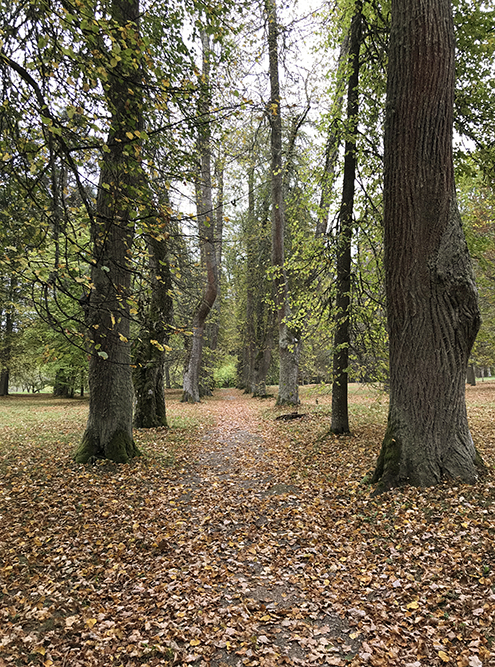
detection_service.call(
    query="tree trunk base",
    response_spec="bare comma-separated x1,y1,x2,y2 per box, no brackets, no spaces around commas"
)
276,395,299,407
372,419,485,494
134,415,167,429
74,429,140,464
330,423,351,436
181,391,200,404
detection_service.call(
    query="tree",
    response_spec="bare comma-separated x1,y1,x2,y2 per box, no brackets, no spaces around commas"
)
132,202,173,428
244,162,275,397
372,0,483,490
265,0,300,406
74,0,144,463
330,1,363,434
182,32,219,403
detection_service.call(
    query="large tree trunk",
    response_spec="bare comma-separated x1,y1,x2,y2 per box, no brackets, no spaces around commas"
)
331,2,362,434
182,32,218,403
372,0,482,490
265,0,299,406
74,0,143,464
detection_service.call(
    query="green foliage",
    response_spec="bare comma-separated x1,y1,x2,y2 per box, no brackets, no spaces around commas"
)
459,164,495,369
453,0,495,178
213,355,237,387
0,0,494,403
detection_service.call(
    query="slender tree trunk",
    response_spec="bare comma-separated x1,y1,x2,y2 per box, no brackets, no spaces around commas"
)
372,0,483,490
0,276,16,397
242,165,273,396
316,36,350,238
200,158,225,395
182,32,218,403
331,2,362,434
133,216,173,428
265,0,299,406
208,159,224,354
74,0,143,463
243,167,256,392
0,308,13,397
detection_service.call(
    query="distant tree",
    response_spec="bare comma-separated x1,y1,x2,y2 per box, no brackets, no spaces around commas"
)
182,32,219,403
459,168,495,375
132,201,173,427
265,0,300,406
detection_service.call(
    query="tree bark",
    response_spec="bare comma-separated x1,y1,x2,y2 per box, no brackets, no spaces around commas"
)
331,2,362,434
200,157,225,397
0,369,9,396
0,307,13,397
208,158,224,355
372,0,483,490
182,32,218,403
133,217,173,428
0,276,16,397
242,165,273,397
74,0,143,463
466,364,476,386
265,0,299,406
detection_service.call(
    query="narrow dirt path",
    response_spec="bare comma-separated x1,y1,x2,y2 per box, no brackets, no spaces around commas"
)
164,389,360,666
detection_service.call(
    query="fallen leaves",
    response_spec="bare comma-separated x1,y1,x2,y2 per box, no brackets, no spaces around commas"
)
0,385,494,666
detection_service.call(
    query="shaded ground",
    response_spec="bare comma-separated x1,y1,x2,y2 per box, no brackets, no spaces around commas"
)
0,384,495,666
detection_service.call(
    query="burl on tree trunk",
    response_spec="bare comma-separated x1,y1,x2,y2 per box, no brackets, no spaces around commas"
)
372,0,483,490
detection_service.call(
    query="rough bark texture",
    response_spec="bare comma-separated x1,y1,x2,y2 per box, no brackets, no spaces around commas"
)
265,0,299,406
182,32,218,403
372,0,482,490
331,3,362,435
74,0,142,464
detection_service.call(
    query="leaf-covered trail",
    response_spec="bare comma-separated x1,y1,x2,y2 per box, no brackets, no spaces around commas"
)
155,389,359,666
1,386,495,666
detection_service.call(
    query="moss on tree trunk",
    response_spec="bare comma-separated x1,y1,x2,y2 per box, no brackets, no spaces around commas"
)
74,428,140,464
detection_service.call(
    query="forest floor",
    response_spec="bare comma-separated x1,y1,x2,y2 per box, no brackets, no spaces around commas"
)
0,383,495,667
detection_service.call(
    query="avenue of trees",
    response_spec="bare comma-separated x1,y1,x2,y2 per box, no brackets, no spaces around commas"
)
0,0,494,487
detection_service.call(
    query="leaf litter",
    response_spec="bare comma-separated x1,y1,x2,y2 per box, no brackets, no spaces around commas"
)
0,384,494,666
